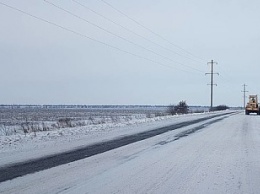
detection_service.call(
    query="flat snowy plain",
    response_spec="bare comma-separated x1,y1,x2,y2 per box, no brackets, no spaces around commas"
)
1,110,260,194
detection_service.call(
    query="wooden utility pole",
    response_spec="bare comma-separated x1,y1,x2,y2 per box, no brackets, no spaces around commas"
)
206,60,219,110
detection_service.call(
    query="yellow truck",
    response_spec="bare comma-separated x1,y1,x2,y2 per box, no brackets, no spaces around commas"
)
245,95,260,115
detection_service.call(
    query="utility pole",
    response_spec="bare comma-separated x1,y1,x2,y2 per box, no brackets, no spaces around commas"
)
241,84,248,108
206,60,219,110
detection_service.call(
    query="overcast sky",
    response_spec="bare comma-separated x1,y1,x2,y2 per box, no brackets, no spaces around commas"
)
1,0,260,106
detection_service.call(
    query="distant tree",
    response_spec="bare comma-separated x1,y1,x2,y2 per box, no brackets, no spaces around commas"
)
167,101,189,115
167,104,176,115
175,101,189,114
210,105,229,111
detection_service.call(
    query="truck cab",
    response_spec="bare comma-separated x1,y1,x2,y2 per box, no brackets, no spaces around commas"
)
245,95,260,115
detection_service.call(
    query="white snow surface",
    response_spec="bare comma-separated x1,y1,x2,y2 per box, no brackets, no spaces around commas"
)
1,111,260,194
0,111,220,166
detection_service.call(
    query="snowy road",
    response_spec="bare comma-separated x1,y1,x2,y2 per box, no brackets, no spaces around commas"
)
1,112,260,193
0,112,233,182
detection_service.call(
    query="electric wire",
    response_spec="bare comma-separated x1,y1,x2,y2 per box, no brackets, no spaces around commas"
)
0,2,243,107
204,61,242,106
99,0,206,62
44,0,205,74
0,1,194,74
72,0,203,65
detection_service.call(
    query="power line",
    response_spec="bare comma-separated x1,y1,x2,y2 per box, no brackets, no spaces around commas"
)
99,0,206,62
205,60,219,109
208,69,248,107
44,0,205,74
72,0,203,65
0,1,193,73
241,84,248,108
218,66,251,107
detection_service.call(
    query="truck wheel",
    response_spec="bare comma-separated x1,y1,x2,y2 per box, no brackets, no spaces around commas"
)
245,111,249,115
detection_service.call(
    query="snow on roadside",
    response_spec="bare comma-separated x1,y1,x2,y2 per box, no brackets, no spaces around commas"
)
0,111,231,166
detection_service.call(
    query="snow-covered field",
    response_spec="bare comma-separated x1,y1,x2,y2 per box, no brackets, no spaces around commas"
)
0,108,215,167
2,110,259,194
